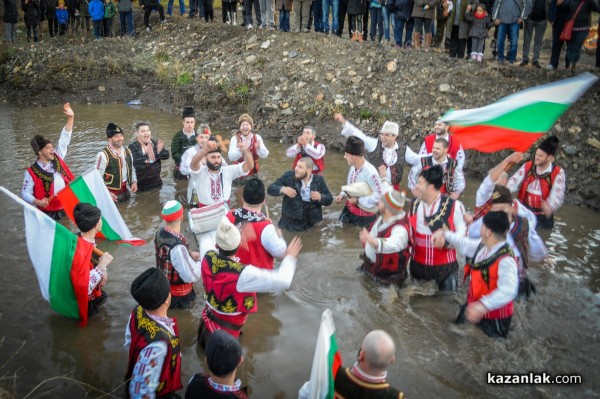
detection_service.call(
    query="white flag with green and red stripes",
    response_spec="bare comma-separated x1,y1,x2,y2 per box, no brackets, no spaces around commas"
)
440,73,598,152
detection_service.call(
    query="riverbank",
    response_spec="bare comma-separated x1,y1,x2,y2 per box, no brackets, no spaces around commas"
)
1,15,599,208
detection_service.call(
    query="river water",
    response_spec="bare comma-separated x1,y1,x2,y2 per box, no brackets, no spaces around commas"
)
0,104,598,398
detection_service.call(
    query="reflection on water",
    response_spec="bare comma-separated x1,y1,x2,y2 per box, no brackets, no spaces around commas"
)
0,104,599,398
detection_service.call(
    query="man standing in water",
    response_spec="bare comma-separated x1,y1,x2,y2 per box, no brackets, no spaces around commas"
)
171,106,198,180
22,103,75,220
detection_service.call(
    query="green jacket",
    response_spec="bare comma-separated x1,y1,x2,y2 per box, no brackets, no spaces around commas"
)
104,0,117,18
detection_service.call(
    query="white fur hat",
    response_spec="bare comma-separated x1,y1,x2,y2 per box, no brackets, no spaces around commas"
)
380,121,399,136
216,217,241,252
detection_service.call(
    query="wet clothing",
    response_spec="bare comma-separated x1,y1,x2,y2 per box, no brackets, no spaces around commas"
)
95,144,137,201
339,160,383,228
228,132,269,178
171,130,196,179
128,139,170,191
418,132,465,170
185,374,249,399
408,155,465,195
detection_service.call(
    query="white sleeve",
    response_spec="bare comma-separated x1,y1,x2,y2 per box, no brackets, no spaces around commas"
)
303,142,326,160
452,165,466,195
456,144,466,171
128,152,137,183
21,171,36,205
507,164,527,194
95,151,108,178
128,341,168,399
479,257,519,311
228,135,242,162
236,256,297,293
444,231,481,258
340,121,378,153
404,145,420,166
357,172,383,209
547,168,566,212
88,267,106,295
286,144,301,158
260,224,287,259
255,134,269,159
408,162,422,190
468,218,483,239
169,244,202,283
55,127,72,159
452,200,467,236
124,315,132,347
475,175,495,207
418,141,428,156
527,227,548,263
377,225,409,254
179,148,194,176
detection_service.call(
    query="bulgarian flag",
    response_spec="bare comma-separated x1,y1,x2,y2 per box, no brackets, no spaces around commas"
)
304,309,343,399
1,187,94,326
440,72,598,152
57,168,145,246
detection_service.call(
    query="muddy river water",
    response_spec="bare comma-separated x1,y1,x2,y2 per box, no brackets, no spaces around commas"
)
0,104,598,398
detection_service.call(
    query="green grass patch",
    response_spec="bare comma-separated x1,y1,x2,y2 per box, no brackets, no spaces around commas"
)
155,51,169,62
359,108,373,120
234,83,250,96
176,71,193,85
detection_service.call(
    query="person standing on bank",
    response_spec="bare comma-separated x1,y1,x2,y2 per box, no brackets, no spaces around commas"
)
268,157,334,232
128,122,170,192
95,123,138,202
155,200,202,309
22,103,76,221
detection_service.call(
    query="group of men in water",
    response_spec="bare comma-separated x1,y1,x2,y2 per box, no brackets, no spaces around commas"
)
21,102,565,398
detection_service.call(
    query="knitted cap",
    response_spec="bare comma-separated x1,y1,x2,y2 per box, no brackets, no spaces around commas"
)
161,200,183,222
238,113,253,128
106,122,123,138
73,203,102,233
216,217,241,252
538,135,559,156
380,121,399,136
182,106,195,119
206,330,242,377
130,268,170,311
383,190,406,213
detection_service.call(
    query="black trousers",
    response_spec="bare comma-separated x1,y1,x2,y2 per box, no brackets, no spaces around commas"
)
448,24,466,58
337,0,349,37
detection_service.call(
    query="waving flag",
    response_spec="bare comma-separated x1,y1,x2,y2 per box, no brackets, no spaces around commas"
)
440,73,598,153
1,187,94,326
304,309,343,399
57,168,145,246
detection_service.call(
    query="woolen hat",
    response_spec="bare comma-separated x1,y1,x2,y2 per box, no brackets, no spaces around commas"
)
31,135,52,154
491,185,513,205
238,114,253,128
538,135,559,156
383,190,406,213
216,217,241,252
106,122,123,138
483,211,510,235
161,200,183,222
182,106,195,119
206,330,242,377
130,268,170,311
344,136,365,156
380,121,399,136
73,203,102,233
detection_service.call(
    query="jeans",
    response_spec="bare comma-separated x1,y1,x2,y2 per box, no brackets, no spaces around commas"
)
92,19,103,38
189,0,204,17
313,0,323,31
369,7,383,41
167,0,186,15
119,11,134,35
279,7,290,30
522,19,547,62
244,0,261,26
393,16,413,46
566,29,589,66
259,0,274,26
321,0,339,33
382,5,392,40
4,22,17,42
496,21,519,62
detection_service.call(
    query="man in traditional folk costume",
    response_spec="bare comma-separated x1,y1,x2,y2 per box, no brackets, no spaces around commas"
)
125,268,182,398
227,114,269,179
359,190,410,286
198,218,302,348
22,103,76,220
408,138,465,199
189,138,254,259
95,122,138,202
507,135,566,229
335,136,384,228
285,126,326,175
155,200,202,309
227,178,287,270
408,165,467,291
416,117,466,170
433,211,519,338
336,113,406,190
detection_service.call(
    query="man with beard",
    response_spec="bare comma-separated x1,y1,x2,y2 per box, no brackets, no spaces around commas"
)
408,138,465,199
128,122,169,192
268,157,334,232
95,122,138,202
416,117,465,170
22,103,75,220
189,138,254,258
336,113,406,190
228,178,287,270
228,114,269,179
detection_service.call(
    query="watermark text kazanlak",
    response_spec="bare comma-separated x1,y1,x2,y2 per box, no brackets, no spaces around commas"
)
487,372,582,385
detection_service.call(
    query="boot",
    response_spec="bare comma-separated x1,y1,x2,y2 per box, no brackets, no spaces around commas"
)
358,31,363,43
226,11,231,24
470,52,477,61
412,32,421,50
351,30,357,41
424,33,432,51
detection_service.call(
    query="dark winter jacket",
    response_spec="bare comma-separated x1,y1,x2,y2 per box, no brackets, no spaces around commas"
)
566,0,600,29
445,0,474,39
492,0,532,24
43,0,57,19
3,0,19,23
348,0,368,15
412,0,436,18
394,0,414,19
21,0,40,25
267,171,333,232
464,9,494,37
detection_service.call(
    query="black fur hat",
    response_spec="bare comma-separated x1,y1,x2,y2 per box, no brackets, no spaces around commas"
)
130,268,170,311
538,135,559,156
344,136,365,156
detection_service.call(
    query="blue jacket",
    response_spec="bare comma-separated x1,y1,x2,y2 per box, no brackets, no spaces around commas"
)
88,0,104,20
56,6,68,22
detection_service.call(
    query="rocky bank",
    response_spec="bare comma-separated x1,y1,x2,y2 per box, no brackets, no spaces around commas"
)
1,17,599,208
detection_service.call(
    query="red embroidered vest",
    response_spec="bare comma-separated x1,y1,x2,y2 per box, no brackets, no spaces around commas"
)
27,155,74,212
234,133,260,176
226,210,274,270
292,140,325,173
424,134,462,161
125,306,182,396
517,161,561,213
364,216,411,276
155,228,193,297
